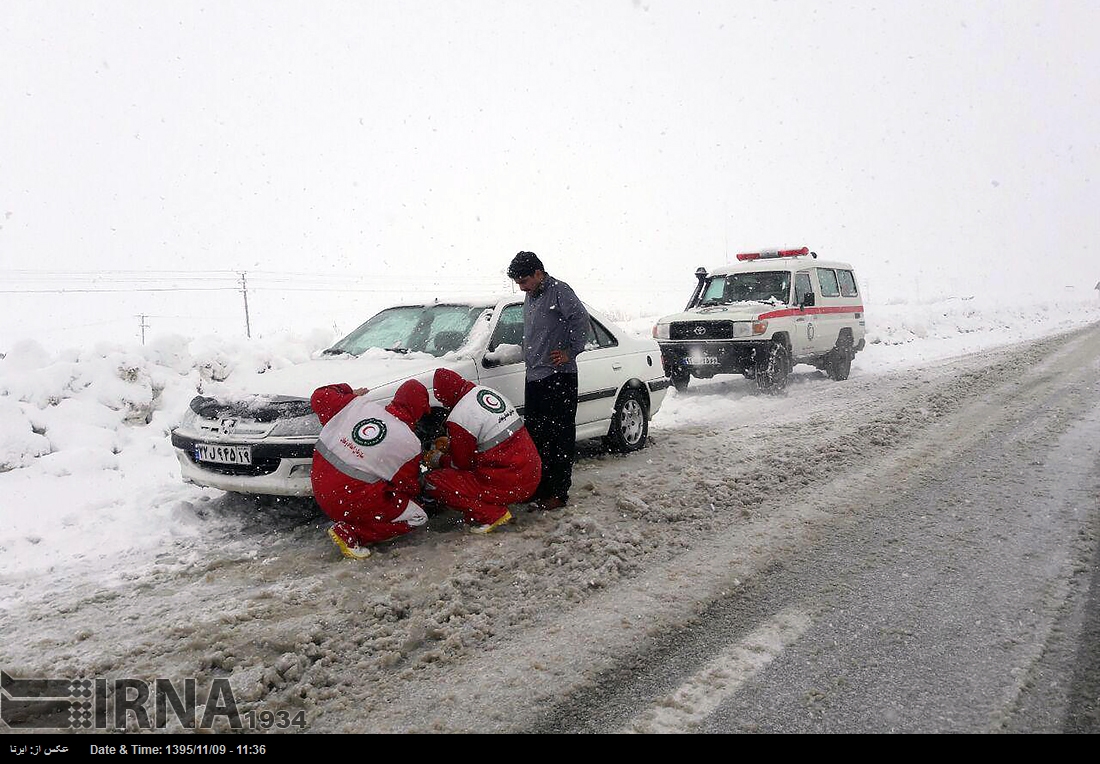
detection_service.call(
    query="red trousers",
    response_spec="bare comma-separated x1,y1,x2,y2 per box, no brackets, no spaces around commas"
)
311,455,420,544
425,462,540,525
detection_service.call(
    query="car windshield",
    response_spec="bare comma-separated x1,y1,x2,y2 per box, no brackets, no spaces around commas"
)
699,271,791,305
326,304,487,357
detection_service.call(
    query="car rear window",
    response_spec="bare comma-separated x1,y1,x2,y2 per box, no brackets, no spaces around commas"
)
816,268,841,298
837,269,859,297
585,318,618,350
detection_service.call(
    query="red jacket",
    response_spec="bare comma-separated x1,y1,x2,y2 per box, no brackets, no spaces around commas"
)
310,380,428,517
432,368,541,477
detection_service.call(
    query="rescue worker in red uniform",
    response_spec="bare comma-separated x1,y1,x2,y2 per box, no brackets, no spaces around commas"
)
310,379,430,559
423,368,542,533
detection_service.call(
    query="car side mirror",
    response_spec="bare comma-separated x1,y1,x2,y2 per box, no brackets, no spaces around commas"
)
800,292,816,308
482,343,524,367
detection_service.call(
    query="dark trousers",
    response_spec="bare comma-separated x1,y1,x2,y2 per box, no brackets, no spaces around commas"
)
524,373,578,502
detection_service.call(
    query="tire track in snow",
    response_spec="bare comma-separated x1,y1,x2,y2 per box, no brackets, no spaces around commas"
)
622,607,811,733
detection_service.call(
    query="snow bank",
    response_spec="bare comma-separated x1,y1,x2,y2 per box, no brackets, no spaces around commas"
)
863,294,1100,370
867,294,1090,346
0,330,337,585
0,397,50,471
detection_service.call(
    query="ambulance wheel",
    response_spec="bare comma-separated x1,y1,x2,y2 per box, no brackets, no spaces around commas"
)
607,388,649,452
827,337,853,381
670,369,690,392
755,343,789,394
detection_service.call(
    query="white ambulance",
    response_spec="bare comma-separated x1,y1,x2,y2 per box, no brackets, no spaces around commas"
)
653,248,866,393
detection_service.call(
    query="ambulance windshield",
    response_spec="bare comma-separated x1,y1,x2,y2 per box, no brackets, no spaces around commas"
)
699,271,791,306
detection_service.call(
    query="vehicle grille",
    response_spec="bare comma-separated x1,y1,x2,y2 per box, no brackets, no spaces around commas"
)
187,454,283,477
670,321,735,340
189,395,312,422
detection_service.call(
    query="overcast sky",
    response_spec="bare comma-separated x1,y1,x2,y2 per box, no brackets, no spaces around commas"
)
2,1,1098,344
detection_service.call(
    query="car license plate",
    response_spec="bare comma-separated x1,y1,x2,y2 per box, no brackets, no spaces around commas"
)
686,355,719,366
194,443,253,466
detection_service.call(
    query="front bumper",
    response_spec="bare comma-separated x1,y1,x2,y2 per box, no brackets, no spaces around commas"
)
171,430,316,496
658,340,769,376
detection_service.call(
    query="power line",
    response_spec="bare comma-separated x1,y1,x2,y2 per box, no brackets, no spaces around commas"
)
0,268,511,284
0,286,240,293
246,285,508,293
0,284,503,293
0,268,660,341
0,269,243,276
0,274,509,291
10,317,135,331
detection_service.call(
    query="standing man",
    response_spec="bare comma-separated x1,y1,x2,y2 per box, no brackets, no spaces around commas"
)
310,379,431,560
507,251,589,511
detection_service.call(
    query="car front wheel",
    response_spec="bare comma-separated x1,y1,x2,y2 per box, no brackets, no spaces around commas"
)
755,342,790,394
606,388,649,452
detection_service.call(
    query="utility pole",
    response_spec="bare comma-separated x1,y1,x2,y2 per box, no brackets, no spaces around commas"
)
137,314,149,345
240,272,252,339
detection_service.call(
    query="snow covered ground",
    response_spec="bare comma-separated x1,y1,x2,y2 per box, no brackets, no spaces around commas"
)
1,293,1097,603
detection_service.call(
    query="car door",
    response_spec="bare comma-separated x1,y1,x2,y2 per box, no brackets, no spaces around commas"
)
836,268,865,346
814,267,843,352
575,316,624,426
475,302,528,413
792,270,819,357
477,303,625,429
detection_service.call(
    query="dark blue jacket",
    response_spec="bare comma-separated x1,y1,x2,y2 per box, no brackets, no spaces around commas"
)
522,275,589,381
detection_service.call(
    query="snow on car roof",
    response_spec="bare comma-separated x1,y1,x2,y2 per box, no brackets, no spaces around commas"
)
382,294,512,308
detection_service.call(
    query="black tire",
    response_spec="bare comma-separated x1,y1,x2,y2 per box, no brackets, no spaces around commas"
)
606,388,649,452
755,342,790,394
826,337,853,381
415,407,449,449
670,370,690,392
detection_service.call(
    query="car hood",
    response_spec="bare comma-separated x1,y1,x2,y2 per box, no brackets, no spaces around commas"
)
658,302,783,323
222,352,480,406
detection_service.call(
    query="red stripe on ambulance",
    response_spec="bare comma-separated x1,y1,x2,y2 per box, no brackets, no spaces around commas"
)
757,305,865,320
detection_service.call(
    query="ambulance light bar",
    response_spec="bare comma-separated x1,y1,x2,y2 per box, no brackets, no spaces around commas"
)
735,247,811,262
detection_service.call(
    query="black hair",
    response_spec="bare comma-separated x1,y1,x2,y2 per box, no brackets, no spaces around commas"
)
507,251,544,279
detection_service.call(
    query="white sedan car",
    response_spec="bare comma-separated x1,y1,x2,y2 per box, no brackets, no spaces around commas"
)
171,296,670,496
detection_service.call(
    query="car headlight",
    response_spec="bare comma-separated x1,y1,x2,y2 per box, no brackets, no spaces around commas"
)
176,407,200,431
731,322,752,338
270,414,322,437
654,323,670,340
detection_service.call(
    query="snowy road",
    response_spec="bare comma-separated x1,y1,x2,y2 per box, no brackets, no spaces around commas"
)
537,325,1100,732
2,324,1099,733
